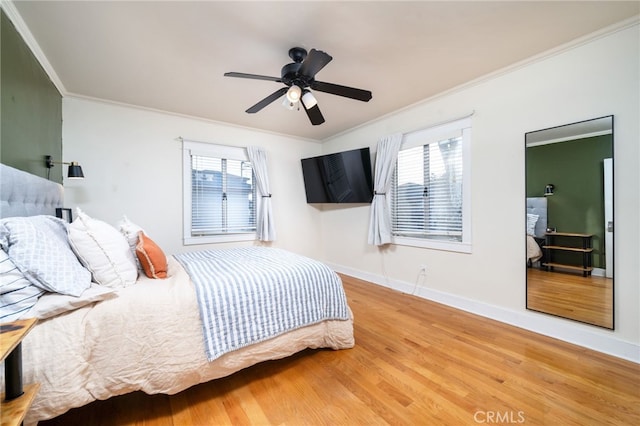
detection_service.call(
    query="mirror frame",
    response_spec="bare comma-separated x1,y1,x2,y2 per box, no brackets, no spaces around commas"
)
525,115,614,329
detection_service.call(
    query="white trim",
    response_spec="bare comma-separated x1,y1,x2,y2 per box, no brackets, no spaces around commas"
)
187,147,248,162
4,0,635,146
1,0,66,94
461,126,472,246
184,233,256,246
327,262,639,364
69,94,322,143
391,237,472,254
322,16,640,143
401,117,471,150
525,130,612,147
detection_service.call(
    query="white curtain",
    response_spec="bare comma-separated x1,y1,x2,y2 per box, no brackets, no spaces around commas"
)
247,146,276,241
368,133,403,246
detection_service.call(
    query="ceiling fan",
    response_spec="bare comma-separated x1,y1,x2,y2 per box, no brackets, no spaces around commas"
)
224,47,372,126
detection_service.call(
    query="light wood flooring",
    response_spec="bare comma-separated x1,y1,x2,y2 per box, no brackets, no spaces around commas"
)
527,268,613,329
41,274,639,425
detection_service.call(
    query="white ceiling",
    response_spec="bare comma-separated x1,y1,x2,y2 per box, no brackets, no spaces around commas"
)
8,1,639,142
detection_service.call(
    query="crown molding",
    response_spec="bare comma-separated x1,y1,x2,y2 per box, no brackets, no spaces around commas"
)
325,14,640,142
1,0,67,95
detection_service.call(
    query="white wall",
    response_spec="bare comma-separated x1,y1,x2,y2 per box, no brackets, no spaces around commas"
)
62,98,324,257
320,23,639,362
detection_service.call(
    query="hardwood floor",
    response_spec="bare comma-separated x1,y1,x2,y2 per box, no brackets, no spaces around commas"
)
527,268,613,328
41,274,639,425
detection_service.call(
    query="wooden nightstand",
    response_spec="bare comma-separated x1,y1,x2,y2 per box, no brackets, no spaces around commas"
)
1,318,40,426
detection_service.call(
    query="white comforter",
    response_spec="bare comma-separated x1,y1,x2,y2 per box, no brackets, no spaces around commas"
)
527,235,543,263
20,257,354,424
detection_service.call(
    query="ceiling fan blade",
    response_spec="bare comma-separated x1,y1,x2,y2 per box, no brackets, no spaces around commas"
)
246,87,288,113
224,72,282,83
311,81,372,102
302,102,325,126
298,49,332,79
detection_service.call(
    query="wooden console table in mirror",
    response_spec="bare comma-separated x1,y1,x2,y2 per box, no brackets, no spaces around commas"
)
543,232,593,277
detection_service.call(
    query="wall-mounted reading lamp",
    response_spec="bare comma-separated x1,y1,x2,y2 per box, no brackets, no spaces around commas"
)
544,184,554,196
45,155,84,179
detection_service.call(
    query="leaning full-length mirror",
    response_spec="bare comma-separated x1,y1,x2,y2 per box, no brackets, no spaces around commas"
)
525,116,613,329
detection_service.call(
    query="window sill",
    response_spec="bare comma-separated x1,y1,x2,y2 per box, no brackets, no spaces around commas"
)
391,236,472,253
184,233,257,245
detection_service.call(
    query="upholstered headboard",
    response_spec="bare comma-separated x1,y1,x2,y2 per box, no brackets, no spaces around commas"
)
526,196,547,238
1,163,64,218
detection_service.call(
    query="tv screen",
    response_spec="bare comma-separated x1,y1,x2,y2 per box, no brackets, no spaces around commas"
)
301,147,374,203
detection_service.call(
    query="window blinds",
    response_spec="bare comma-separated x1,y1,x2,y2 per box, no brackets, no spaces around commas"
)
191,154,256,236
391,136,464,241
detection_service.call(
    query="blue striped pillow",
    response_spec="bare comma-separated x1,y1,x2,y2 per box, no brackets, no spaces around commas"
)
0,216,91,296
0,249,44,322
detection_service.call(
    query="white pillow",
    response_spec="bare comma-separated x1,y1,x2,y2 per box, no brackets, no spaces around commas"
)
526,213,539,236
1,249,45,322
68,208,138,288
26,284,117,320
0,216,91,296
117,215,144,270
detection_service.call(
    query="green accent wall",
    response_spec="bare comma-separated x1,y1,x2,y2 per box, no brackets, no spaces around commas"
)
526,135,613,268
1,10,62,183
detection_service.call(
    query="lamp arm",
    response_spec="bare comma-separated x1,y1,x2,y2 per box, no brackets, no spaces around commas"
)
45,155,73,168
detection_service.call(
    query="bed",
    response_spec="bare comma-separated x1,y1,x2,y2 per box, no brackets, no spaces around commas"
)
0,164,354,425
526,197,547,265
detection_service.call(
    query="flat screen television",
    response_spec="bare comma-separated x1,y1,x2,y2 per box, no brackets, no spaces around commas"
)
301,147,374,203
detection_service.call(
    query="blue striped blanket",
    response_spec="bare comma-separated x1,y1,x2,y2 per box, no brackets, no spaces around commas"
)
174,247,350,361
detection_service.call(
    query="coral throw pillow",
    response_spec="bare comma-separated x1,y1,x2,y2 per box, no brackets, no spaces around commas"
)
135,232,168,279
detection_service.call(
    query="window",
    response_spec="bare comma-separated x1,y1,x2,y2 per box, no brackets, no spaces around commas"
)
183,141,256,244
390,117,472,252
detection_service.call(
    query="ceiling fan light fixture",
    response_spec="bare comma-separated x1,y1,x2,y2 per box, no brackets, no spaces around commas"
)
286,85,302,103
301,90,317,109
282,97,298,110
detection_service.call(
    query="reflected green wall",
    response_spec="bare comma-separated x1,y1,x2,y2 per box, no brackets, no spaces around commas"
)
1,10,62,183
526,135,612,268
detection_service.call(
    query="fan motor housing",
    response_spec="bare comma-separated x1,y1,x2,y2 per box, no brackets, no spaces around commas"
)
288,47,307,63
281,47,310,86
281,62,312,87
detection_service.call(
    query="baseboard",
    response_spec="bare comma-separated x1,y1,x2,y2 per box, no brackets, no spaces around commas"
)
328,263,639,364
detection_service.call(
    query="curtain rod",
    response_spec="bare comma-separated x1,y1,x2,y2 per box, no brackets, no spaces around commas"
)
176,136,216,145
403,110,475,136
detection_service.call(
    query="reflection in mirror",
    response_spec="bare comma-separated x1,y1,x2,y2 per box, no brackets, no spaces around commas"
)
525,116,613,329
